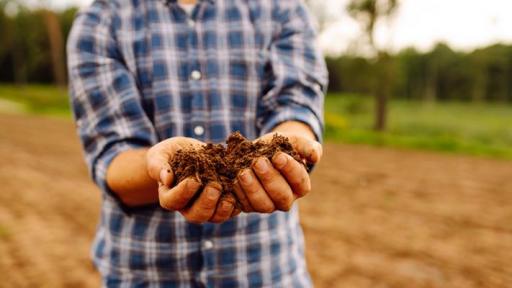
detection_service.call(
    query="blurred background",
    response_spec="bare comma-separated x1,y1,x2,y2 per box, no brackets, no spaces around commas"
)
0,0,511,287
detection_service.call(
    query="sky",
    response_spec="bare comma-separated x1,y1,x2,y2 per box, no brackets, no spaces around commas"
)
44,0,512,56
316,0,512,55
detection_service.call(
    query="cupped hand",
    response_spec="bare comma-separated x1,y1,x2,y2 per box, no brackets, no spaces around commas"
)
233,132,323,213
146,137,241,224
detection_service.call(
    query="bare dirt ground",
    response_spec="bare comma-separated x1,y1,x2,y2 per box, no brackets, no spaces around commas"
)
0,113,511,288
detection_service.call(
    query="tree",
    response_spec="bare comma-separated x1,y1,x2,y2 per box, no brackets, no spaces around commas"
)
347,0,399,131
37,0,67,87
43,9,66,87
304,1,338,33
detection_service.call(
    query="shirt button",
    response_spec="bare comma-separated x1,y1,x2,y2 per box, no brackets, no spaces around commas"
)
194,125,205,136
190,70,202,80
188,19,195,28
203,240,214,250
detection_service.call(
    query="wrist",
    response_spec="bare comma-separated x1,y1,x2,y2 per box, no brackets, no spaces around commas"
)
271,121,316,141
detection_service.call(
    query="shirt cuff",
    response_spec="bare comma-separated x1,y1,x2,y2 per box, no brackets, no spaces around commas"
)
259,104,324,143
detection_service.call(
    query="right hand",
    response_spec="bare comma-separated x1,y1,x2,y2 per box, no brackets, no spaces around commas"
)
233,131,322,214
146,137,240,224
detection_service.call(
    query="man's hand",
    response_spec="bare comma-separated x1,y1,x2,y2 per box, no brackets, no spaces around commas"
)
233,122,323,213
146,137,240,224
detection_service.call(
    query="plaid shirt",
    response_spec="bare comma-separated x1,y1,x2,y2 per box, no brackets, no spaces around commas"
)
67,0,327,286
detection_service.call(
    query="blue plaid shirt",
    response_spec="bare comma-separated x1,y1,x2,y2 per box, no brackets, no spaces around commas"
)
67,0,327,286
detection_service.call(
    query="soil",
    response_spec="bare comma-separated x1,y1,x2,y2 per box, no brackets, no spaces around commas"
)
1,113,512,288
170,132,304,204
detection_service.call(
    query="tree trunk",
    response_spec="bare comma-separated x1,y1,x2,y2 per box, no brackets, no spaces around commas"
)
43,10,66,87
374,52,390,131
11,19,26,85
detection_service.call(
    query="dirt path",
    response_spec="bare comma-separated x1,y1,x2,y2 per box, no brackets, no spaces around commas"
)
0,114,511,288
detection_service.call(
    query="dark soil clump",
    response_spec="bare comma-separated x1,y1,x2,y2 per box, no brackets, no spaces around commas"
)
170,132,303,204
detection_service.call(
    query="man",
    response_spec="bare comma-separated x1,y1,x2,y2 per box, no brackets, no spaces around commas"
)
67,0,327,286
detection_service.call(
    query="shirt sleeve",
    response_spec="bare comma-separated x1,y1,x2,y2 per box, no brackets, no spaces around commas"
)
257,0,328,142
67,0,157,198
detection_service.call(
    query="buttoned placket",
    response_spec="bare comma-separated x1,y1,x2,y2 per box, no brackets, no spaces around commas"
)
180,2,207,141
199,223,216,286
172,4,216,286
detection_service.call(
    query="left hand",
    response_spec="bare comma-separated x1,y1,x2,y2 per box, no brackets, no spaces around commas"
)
146,136,241,224
233,131,323,213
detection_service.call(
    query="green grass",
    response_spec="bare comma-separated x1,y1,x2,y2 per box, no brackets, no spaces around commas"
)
0,84,71,117
325,93,512,159
0,84,511,159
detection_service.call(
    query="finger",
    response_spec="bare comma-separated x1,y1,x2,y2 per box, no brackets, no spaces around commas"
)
159,177,202,210
232,180,254,212
288,136,323,164
231,207,242,217
147,147,172,183
159,165,174,187
252,157,294,211
272,152,311,198
147,138,205,184
237,169,275,213
209,197,235,223
181,184,221,224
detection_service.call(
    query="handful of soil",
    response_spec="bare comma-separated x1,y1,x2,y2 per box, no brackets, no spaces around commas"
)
170,132,304,205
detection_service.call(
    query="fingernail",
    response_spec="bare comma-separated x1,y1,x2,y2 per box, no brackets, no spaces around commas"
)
206,186,220,200
222,200,233,209
253,158,269,173
239,170,252,185
273,153,288,169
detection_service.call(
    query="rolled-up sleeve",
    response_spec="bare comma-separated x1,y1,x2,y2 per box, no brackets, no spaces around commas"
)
67,0,157,195
257,0,328,142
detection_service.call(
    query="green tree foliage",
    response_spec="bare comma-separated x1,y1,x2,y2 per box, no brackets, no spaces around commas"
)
347,0,398,49
0,2,77,84
327,43,512,103
0,3,511,104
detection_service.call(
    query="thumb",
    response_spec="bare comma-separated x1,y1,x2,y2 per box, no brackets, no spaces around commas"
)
146,147,174,186
146,137,205,186
289,135,323,164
